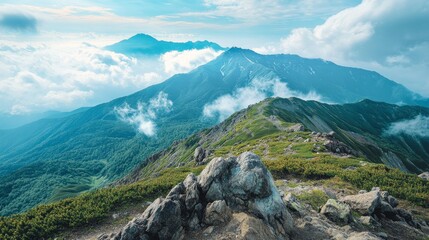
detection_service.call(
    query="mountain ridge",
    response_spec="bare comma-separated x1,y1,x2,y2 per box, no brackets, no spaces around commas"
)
119,97,429,187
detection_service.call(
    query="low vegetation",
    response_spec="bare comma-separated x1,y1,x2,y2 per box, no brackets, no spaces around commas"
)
296,190,329,210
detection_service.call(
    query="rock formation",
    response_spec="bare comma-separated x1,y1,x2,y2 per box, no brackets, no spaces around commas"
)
99,152,428,240
104,152,293,240
341,188,422,228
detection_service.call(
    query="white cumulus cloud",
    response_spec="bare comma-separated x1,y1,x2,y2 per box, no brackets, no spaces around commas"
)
160,48,223,75
0,40,222,115
385,115,429,137
114,91,173,136
280,0,429,97
0,41,166,114
203,77,321,121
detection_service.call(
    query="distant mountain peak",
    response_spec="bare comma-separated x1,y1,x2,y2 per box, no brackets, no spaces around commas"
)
222,47,259,56
217,47,261,65
127,33,158,43
105,33,225,56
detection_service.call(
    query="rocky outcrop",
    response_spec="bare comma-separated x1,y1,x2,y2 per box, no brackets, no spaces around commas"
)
322,132,356,155
310,131,358,156
107,152,293,240
287,123,305,132
341,188,422,230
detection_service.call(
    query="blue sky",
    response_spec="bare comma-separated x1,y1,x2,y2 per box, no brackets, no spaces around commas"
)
0,0,360,46
0,0,428,114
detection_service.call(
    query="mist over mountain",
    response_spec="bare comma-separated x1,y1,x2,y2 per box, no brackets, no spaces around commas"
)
0,108,91,130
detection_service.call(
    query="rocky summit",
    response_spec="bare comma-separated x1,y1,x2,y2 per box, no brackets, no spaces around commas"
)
97,152,428,240
100,152,293,240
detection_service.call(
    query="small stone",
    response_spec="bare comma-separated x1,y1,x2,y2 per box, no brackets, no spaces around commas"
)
359,216,379,226
380,191,389,201
418,172,429,180
387,196,398,208
320,199,352,225
142,201,152,208
345,166,357,171
203,226,214,235
358,190,367,194
340,224,352,232
375,232,388,239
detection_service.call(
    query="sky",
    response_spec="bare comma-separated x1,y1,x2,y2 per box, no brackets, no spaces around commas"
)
0,0,428,115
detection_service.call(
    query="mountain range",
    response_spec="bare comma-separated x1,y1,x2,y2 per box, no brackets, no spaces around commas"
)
0,44,428,216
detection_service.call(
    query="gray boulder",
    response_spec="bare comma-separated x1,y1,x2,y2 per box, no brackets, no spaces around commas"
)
320,199,352,225
342,190,381,216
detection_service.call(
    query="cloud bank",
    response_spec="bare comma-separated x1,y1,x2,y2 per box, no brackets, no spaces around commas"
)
203,77,321,121
280,0,429,96
385,115,429,137
114,91,173,136
0,40,221,115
